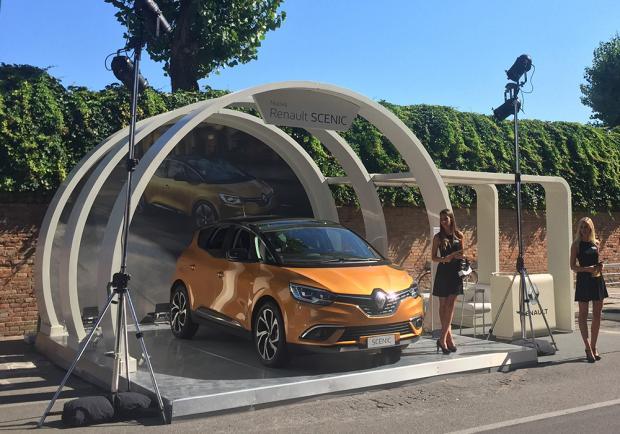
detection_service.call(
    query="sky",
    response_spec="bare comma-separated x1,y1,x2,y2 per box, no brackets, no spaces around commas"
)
1,0,618,123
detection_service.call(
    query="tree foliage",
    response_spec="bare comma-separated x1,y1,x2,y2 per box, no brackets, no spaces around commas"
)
105,0,286,91
581,34,620,127
3,63,620,212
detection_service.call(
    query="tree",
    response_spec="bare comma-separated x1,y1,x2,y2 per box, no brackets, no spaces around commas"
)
106,0,286,92
580,34,620,127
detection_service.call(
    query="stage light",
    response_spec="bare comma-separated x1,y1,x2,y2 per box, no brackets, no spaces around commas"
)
493,98,521,121
111,55,148,92
506,54,532,82
136,0,172,36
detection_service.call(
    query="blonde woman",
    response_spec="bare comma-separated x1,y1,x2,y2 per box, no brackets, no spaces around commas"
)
431,209,465,354
570,217,608,363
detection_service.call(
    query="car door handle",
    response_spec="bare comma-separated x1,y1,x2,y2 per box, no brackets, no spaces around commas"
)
189,264,196,271
217,271,224,278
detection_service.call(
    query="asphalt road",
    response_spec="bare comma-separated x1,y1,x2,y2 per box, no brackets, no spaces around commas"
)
2,320,620,433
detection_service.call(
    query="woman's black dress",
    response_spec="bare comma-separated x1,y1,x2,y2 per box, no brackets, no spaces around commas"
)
432,234,464,297
574,241,608,302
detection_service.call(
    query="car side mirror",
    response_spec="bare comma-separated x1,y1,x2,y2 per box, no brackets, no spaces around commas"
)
227,248,252,262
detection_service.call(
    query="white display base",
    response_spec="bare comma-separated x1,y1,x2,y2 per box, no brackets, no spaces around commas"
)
36,325,537,421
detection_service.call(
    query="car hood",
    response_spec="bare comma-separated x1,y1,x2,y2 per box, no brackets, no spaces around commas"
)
283,264,413,296
203,179,269,197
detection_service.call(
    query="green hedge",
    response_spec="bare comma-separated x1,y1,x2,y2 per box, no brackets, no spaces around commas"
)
2,63,620,211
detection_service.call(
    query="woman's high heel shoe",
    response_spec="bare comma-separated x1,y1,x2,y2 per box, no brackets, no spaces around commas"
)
436,340,451,355
592,348,602,361
447,343,457,353
585,349,596,363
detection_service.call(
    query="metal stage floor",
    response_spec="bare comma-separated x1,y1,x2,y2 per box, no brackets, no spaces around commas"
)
129,325,536,420
36,325,537,421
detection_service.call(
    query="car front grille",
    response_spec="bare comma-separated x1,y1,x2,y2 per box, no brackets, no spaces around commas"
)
335,287,412,316
339,321,413,342
243,191,273,206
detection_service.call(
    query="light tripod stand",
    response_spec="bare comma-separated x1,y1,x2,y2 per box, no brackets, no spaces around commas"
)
38,1,171,427
487,56,558,355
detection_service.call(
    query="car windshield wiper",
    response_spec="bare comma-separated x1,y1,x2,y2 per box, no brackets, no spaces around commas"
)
322,257,382,263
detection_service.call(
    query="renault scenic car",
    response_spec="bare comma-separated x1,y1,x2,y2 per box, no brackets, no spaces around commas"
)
141,156,276,227
169,217,424,367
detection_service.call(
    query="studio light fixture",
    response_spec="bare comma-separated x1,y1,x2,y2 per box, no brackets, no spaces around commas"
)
506,54,532,83
487,54,558,356
40,0,173,427
111,55,148,92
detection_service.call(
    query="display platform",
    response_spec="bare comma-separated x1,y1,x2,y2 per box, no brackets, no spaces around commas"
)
135,326,537,419
36,324,537,421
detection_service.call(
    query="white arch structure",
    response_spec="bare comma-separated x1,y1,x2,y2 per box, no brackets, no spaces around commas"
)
34,81,573,353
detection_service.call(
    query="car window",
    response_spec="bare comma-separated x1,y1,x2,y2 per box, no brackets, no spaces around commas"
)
167,161,185,180
204,226,231,258
262,226,382,265
233,229,253,251
155,161,168,177
255,236,277,263
197,227,215,249
185,166,202,183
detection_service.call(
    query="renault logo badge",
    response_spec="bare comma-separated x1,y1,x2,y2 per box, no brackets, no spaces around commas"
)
372,288,388,310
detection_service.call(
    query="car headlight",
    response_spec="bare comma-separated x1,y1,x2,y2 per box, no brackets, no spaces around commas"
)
289,283,334,306
409,282,420,298
219,193,242,205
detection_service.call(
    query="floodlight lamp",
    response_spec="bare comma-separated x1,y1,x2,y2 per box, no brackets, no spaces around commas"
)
506,54,532,82
135,0,172,36
111,55,148,92
493,98,521,121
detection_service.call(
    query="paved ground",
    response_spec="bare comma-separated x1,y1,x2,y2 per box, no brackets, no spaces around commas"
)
1,314,619,433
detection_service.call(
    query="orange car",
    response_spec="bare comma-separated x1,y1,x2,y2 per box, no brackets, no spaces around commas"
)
169,217,424,367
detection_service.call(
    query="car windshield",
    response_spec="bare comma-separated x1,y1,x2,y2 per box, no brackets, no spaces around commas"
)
261,225,383,265
186,158,253,184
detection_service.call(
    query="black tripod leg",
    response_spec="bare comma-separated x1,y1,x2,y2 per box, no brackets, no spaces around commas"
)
523,284,537,349
38,290,117,427
125,291,168,424
111,291,125,401
486,273,517,340
123,298,131,391
525,272,558,350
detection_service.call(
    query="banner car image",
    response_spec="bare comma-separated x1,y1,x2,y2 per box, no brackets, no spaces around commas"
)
141,156,277,227
170,217,424,367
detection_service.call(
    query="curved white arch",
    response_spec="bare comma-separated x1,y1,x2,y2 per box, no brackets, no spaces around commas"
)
59,112,196,347
89,108,338,344
34,128,129,336
35,101,208,338
308,128,388,255
94,82,450,344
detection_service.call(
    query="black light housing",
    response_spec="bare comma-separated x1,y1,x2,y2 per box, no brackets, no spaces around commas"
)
493,98,521,121
135,0,172,36
506,54,532,82
111,55,148,92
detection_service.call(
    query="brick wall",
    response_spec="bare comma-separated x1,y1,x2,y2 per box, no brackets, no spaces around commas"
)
1,203,619,337
338,207,620,277
0,204,47,337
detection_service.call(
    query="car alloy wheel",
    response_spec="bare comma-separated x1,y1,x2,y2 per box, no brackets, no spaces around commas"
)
193,201,217,228
254,301,287,367
170,285,198,339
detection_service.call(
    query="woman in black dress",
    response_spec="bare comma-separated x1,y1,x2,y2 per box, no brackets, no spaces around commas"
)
570,217,608,363
431,209,465,354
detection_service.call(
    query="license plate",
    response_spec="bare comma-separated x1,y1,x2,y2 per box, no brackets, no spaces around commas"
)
366,334,396,349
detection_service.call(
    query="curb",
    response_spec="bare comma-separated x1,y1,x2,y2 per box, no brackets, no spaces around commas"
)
603,308,620,321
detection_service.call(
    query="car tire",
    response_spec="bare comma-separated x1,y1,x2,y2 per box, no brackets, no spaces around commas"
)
170,284,198,339
253,301,288,367
192,201,218,228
